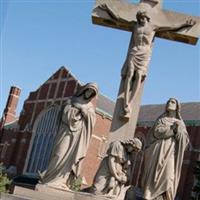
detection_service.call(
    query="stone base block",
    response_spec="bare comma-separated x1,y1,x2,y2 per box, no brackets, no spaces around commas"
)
0,193,28,200
12,185,113,200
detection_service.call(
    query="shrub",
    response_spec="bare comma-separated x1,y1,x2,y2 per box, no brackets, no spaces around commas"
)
0,164,11,193
69,176,82,191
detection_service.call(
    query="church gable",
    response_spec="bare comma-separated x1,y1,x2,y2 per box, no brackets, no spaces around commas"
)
18,66,80,131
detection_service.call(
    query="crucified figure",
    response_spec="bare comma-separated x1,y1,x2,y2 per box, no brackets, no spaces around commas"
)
121,10,195,119
100,4,195,119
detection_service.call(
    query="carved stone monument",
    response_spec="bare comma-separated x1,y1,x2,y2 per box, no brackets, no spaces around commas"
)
39,82,98,190
141,98,189,200
86,138,142,199
92,0,200,143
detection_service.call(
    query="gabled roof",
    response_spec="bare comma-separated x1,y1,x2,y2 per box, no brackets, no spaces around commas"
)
138,102,200,122
96,96,200,125
24,66,200,124
12,66,200,128
96,94,115,118
4,118,19,130
137,102,200,126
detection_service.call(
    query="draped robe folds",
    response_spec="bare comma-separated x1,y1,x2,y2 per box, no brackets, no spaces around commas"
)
141,116,189,200
92,141,131,196
121,32,153,77
41,97,96,186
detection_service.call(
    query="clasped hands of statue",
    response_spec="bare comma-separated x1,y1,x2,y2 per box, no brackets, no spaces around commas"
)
171,121,183,140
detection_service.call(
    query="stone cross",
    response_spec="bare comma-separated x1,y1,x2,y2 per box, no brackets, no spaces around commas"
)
0,141,11,159
92,0,200,142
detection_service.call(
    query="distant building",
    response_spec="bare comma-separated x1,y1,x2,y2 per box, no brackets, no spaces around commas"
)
0,66,199,199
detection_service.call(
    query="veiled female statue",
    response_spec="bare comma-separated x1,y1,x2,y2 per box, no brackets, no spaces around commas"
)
141,98,189,200
40,82,98,189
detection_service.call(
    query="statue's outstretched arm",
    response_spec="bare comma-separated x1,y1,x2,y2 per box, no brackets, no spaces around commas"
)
155,19,196,32
98,1,134,23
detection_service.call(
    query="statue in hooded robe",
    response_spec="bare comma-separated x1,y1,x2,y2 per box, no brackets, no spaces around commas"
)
89,138,142,197
141,98,189,200
40,82,98,190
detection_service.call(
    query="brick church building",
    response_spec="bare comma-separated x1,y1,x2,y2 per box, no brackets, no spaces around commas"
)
0,66,199,199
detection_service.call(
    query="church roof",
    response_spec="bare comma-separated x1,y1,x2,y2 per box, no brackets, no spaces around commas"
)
96,94,115,119
96,97,200,126
24,65,199,124
7,66,199,128
138,102,200,126
4,118,19,130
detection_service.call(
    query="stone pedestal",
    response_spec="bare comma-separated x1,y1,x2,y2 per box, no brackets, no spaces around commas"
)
0,193,28,200
11,185,113,200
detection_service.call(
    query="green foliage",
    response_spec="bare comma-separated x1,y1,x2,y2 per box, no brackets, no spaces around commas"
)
69,176,82,192
0,164,11,193
0,175,11,193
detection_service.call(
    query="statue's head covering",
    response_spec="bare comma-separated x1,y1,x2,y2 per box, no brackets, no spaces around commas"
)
75,82,99,100
165,97,182,120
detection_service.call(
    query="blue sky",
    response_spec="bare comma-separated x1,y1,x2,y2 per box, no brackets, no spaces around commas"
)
0,0,200,116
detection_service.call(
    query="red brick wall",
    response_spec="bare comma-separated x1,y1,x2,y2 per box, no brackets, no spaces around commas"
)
33,102,45,124
0,129,32,174
3,87,21,125
29,91,38,101
180,126,200,200
81,113,112,185
93,113,112,138
39,84,50,100
64,80,77,97
48,83,56,99
18,103,34,130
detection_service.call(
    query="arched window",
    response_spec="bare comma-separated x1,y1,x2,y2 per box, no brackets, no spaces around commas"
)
25,105,61,175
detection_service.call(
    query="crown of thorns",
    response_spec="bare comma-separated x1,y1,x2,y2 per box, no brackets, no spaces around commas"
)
136,10,150,21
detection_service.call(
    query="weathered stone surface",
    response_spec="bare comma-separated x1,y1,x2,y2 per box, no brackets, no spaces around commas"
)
92,0,200,45
1,193,28,200
90,139,142,197
12,186,113,200
91,0,199,146
141,98,189,199
108,81,145,143
40,83,98,190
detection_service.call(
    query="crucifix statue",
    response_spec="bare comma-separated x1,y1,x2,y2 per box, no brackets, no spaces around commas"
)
92,0,200,143
0,141,11,159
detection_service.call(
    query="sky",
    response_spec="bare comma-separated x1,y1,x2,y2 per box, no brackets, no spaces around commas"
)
0,0,200,116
